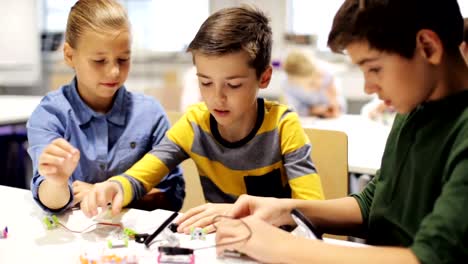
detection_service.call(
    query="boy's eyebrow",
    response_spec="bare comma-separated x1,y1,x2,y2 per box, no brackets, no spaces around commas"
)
196,73,248,80
196,73,210,78
225,75,248,80
356,57,379,66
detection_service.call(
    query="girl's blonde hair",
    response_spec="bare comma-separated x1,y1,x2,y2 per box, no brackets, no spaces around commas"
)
283,50,319,78
66,0,129,48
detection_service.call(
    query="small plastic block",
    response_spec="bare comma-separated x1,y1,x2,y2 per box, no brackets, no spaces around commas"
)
158,253,194,264
189,227,206,240
134,233,149,243
107,237,129,249
123,227,137,238
158,247,194,264
43,215,59,230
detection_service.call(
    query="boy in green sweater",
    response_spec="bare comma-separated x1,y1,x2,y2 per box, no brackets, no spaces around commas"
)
215,0,468,263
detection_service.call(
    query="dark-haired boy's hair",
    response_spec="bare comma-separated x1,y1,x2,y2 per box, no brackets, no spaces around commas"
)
328,0,464,58
187,6,272,78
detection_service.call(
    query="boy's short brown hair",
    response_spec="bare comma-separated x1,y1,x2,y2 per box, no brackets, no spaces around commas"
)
187,6,272,78
328,0,464,58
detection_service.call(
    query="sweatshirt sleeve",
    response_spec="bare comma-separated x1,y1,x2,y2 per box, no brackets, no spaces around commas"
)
109,114,192,207
279,111,324,200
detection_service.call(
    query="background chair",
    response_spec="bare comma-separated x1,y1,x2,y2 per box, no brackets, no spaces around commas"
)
304,128,348,200
304,128,348,240
166,111,205,212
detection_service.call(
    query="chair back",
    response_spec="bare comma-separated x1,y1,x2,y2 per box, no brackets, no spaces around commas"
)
303,128,348,200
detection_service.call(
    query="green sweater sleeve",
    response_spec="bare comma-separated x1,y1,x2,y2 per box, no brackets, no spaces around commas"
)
350,170,379,225
410,131,468,264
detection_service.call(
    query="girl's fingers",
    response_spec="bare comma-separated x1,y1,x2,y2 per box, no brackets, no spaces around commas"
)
46,144,73,159
39,153,65,167
38,164,57,176
51,138,78,154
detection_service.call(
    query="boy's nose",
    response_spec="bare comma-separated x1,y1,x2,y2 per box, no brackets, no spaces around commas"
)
364,81,379,95
215,86,227,101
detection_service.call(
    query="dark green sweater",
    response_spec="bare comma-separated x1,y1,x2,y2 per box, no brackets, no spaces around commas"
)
352,90,468,264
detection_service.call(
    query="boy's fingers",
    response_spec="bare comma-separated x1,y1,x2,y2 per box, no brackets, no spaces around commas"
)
85,191,98,217
111,191,123,216
204,224,216,234
228,196,251,218
215,223,243,254
182,217,216,234
81,192,92,217
96,188,110,208
176,204,207,223
72,180,80,189
177,212,206,232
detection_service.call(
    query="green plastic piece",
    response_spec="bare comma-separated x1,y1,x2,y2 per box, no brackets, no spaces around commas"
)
43,215,59,230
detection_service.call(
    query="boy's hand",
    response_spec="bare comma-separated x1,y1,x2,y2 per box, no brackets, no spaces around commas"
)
72,180,94,206
38,138,80,185
215,215,296,263
80,181,123,218
176,203,233,234
227,195,294,227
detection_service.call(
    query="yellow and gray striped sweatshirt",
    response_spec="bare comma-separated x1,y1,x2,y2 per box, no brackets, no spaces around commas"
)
110,98,324,206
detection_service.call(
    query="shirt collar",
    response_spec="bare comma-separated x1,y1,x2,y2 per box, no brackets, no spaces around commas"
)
68,77,127,126
106,85,127,126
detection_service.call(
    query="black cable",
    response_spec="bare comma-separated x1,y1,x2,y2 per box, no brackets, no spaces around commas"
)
144,211,179,248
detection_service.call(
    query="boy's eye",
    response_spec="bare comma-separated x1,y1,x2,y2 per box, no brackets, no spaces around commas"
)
93,59,105,64
227,83,242,89
368,67,381,74
118,58,129,63
200,82,212,87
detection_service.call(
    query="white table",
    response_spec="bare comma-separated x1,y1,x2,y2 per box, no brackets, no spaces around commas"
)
301,114,391,175
0,95,42,125
0,185,365,263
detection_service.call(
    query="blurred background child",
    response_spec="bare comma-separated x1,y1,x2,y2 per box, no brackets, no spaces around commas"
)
282,50,346,118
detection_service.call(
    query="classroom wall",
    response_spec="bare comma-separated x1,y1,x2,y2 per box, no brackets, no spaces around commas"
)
0,0,41,94
0,0,400,112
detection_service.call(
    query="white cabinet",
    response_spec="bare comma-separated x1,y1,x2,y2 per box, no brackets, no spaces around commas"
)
0,0,40,86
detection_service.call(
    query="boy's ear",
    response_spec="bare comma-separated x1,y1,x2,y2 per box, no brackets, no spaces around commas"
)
63,42,75,68
258,66,273,89
460,42,468,62
415,29,443,65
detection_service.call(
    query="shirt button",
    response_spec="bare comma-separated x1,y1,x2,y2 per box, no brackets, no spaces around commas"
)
130,142,136,149
100,164,105,170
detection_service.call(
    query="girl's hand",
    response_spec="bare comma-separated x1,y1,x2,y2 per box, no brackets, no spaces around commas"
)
38,138,80,185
